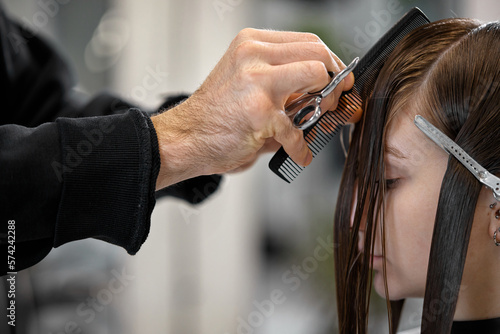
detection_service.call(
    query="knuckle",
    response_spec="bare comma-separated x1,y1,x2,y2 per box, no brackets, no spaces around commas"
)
237,27,258,41
311,44,336,68
305,61,328,81
234,39,260,60
315,44,332,60
303,32,322,43
239,65,264,87
300,42,328,60
272,112,291,137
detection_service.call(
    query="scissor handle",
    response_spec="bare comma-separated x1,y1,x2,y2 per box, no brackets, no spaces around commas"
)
284,57,359,131
320,57,359,97
285,95,322,130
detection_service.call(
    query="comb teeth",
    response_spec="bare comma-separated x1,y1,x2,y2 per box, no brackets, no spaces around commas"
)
270,90,362,183
269,7,430,183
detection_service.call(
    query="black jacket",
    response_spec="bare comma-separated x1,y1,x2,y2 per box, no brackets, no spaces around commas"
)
0,3,221,275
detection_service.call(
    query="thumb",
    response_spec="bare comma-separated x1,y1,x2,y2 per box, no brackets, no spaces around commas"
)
270,111,312,167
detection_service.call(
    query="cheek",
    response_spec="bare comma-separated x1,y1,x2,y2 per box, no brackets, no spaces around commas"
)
380,181,441,298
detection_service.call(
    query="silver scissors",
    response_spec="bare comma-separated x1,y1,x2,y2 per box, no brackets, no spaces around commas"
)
414,115,500,200
285,57,359,130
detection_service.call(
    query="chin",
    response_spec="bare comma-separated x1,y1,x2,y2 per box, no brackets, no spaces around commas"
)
372,270,424,300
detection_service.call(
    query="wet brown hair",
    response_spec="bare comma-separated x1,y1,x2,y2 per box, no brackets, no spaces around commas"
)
334,18,500,333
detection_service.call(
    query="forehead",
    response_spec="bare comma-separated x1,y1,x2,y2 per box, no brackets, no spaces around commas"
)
385,110,446,163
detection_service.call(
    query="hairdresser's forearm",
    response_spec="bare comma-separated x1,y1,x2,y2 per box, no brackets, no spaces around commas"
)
152,98,210,190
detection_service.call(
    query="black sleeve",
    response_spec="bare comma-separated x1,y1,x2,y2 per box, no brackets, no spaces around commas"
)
1,109,159,274
0,3,221,275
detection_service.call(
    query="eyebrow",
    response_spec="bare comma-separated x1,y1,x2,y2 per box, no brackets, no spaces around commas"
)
385,145,408,159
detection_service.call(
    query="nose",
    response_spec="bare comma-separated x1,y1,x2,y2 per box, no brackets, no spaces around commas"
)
350,187,371,255
350,187,367,232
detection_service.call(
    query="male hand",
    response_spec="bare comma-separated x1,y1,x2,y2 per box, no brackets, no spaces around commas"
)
152,28,355,190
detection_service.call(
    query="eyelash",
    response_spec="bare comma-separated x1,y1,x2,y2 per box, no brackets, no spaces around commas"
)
385,178,400,190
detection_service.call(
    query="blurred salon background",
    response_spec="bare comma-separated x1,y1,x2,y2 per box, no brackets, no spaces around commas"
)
1,0,498,333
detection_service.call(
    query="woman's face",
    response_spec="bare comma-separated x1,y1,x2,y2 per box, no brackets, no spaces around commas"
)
359,110,449,300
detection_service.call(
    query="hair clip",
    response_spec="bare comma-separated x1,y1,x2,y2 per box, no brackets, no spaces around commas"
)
414,115,500,201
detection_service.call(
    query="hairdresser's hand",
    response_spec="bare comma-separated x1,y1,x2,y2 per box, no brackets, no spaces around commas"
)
152,28,354,189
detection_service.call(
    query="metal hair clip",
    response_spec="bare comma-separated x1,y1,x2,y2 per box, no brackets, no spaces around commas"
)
414,115,500,201
285,57,359,130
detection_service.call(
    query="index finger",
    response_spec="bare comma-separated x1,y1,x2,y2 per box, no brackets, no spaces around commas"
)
236,28,325,44
246,29,349,71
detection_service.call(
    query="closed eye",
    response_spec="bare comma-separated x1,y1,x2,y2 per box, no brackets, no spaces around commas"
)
385,178,400,190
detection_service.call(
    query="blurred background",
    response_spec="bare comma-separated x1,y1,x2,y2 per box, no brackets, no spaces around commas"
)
1,0,498,333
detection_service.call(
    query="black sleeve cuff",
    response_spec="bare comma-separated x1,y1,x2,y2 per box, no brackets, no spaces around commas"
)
155,174,223,204
54,109,159,255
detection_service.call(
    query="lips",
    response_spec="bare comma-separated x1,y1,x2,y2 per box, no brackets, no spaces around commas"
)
358,245,384,266
357,240,384,269
357,231,384,267
370,254,384,270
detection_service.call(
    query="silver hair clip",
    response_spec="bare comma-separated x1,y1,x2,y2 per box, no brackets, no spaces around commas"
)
414,115,500,201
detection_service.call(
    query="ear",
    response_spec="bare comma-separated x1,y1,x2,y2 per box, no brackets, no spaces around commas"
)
488,208,500,243
477,186,500,241
486,202,500,243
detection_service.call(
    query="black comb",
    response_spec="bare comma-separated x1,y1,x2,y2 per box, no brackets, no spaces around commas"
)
269,7,430,183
